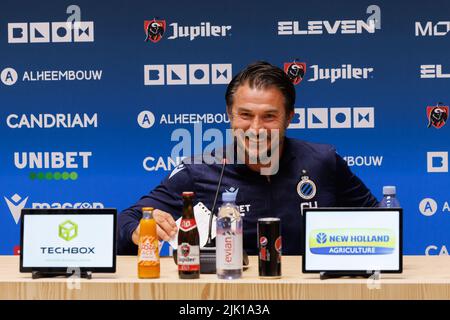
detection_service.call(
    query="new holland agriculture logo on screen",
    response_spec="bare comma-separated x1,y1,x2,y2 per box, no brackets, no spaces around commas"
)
309,229,395,255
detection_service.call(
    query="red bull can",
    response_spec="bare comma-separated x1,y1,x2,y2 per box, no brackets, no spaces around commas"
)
257,218,281,278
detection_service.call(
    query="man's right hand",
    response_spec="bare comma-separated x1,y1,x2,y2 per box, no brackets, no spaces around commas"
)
132,209,178,245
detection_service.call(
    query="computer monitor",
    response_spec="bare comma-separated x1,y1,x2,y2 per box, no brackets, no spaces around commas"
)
303,208,402,273
20,208,117,273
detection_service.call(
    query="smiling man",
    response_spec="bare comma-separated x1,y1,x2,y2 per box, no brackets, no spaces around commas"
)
118,61,378,255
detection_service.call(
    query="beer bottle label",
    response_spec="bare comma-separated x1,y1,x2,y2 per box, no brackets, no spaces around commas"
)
177,243,200,271
139,236,159,263
179,218,197,232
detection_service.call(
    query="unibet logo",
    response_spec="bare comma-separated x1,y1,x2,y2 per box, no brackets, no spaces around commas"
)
59,220,78,241
14,151,92,181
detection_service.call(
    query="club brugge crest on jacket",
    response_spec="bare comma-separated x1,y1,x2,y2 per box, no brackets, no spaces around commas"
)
284,61,306,85
297,175,316,200
144,19,166,43
427,104,448,129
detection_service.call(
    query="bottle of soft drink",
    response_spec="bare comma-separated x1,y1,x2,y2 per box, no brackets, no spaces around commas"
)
379,186,401,208
138,207,160,278
178,191,200,279
216,191,243,279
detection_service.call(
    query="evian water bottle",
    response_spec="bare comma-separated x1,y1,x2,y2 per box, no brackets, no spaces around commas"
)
216,191,243,279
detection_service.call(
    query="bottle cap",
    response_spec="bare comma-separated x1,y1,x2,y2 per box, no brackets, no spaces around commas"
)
182,191,195,198
142,207,154,212
383,186,396,195
222,191,236,203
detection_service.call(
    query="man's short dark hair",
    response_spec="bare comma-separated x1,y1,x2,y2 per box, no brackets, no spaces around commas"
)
225,61,296,115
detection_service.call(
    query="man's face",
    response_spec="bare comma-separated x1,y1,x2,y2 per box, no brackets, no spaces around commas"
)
228,83,293,168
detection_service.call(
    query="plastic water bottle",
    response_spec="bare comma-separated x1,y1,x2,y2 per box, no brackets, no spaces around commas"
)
216,191,243,279
379,186,401,208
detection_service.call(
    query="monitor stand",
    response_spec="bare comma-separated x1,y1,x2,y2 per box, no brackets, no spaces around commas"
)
319,271,379,280
32,270,92,280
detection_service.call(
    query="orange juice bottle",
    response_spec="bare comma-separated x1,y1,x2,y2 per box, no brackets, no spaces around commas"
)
138,207,160,278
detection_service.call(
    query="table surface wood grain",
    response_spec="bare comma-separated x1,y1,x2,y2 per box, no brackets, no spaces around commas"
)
1,255,449,300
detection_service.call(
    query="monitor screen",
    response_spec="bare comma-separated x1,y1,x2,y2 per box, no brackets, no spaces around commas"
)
303,208,402,273
20,209,116,272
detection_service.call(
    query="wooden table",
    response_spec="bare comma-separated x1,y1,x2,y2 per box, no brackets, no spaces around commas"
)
0,256,450,300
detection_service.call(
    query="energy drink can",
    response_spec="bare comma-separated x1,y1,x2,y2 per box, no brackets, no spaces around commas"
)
257,218,282,278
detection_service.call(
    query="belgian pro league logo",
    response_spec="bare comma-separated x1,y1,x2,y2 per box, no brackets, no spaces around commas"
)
427,103,448,129
284,60,306,85
144,19,166,43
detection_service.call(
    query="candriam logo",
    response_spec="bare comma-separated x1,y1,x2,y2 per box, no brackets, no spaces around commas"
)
6,113,97,129
0,67,102,86
59,220,78,241
143,156,184,172
14,151,92,181
309,228,395,255
3,193,104,224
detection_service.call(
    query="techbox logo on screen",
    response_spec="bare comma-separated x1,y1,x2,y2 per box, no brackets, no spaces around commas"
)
40,220,95,255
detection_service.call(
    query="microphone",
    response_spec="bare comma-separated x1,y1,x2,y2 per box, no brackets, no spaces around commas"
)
196,158,227,274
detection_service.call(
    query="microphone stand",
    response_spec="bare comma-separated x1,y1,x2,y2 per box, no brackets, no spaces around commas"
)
198,159,227,274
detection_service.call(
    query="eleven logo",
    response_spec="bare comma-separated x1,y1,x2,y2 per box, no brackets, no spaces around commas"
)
288,107,375,129
59,220,78,241
144,63,232,85
421,65,450,78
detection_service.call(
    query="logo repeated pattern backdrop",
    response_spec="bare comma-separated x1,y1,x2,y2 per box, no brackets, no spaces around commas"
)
0,0,449,255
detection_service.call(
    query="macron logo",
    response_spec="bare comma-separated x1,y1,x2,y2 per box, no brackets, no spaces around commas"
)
4,194,28,224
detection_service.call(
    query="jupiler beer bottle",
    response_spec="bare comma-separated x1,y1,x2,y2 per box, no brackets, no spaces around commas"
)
177,191,200,279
